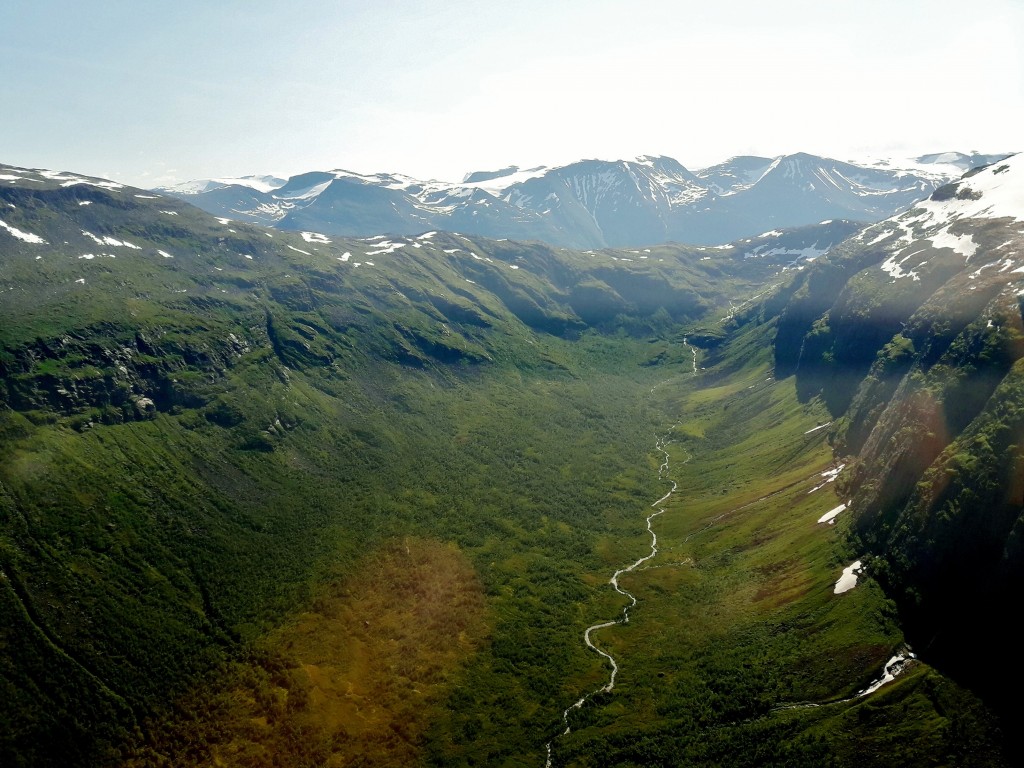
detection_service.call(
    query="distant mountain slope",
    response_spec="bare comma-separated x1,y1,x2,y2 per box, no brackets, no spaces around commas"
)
756,152,1024,719
0,163,852,354
159,152,1004,248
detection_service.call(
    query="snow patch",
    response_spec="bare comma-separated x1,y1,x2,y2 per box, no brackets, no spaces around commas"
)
834,560,864,594
880,249,922,281
0,218,47,244
856,653,915,697
808,463,845,493
969,260,999,279
366,240,405,256
818,503,848,524
81,230,139,249
864,227,894,246
929,226,977,259
61,178,123,190
301,231,331,244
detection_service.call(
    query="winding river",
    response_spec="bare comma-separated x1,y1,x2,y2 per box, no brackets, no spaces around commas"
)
544,346,699,767
545,434,677,767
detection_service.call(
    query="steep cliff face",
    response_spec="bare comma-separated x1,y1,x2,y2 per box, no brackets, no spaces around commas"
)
766,154,1024,709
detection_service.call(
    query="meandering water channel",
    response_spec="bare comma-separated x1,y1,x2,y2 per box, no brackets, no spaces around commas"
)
542,336,917,764
544,431,678,767
544,344,701,766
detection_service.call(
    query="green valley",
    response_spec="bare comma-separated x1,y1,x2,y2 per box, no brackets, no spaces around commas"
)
1,160,1020,767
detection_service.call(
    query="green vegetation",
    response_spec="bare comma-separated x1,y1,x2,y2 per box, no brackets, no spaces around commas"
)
0,170,1014,766
544,319,1004,767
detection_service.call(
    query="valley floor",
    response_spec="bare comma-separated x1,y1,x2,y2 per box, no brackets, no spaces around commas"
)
109,326,1008,768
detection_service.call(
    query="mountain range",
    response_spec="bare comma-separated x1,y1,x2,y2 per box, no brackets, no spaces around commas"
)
2,152,1023,767
159,151,1007,249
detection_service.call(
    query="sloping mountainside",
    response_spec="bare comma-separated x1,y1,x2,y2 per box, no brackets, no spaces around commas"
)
160,153,993,249
760,152,1024,723
0,161,1018,768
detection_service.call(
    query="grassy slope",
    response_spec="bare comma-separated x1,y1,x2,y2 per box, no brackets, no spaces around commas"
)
94,335,683,768
0,322,687,766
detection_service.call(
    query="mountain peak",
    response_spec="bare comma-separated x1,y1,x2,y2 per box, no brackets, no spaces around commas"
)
158,174,287,195
460,165,548,191
925,152,1021,220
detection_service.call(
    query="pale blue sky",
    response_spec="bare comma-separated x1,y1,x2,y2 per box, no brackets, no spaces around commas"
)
2,0,1022,187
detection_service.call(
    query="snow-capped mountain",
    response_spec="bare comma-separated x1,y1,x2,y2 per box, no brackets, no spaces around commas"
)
165,174,288,195
774,151,1024,393
159,152,1007,248
844,152,1024,287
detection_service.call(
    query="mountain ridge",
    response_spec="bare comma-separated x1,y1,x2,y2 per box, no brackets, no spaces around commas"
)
157,151,1009,250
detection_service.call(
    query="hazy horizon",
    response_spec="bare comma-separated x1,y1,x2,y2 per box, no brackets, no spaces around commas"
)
3,0,1022,187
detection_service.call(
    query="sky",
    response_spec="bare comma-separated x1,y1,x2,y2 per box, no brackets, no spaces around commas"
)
2,0,1022,188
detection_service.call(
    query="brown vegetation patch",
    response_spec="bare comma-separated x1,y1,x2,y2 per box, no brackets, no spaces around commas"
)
125,537,487,768
751,557,812,606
